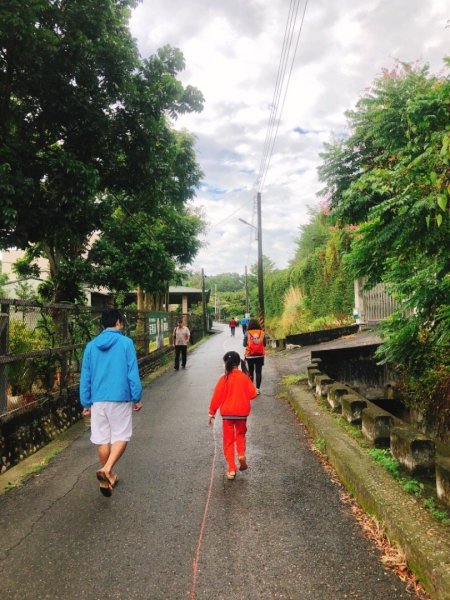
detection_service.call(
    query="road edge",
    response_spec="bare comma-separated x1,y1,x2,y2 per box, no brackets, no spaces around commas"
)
286,383,450,600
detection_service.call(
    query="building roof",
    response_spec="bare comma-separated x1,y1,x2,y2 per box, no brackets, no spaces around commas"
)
168,286,210,305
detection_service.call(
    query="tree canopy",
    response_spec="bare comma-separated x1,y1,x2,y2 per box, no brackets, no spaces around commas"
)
318,60,450,420
0,0,204,302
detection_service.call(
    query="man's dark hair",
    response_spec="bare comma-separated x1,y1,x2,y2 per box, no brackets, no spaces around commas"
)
102,309,123,329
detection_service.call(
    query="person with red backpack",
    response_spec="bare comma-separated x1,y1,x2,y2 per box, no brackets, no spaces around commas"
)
243,318,266,395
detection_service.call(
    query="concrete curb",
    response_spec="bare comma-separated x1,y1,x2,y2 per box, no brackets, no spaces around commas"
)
287,383,450,600
0,419,90,495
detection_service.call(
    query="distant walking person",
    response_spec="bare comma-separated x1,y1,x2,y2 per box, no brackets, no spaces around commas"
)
243,318,266,395
240,315,249,335
229,317,237,336
208,351,257,480
80,309,143,497
173,318,190,370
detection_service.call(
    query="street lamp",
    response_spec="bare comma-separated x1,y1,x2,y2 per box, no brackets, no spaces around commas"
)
238,218,258,239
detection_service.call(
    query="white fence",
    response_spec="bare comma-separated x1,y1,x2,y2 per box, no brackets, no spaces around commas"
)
354,279,401,325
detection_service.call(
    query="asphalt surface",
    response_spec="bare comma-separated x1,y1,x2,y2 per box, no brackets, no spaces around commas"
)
0,325,412,600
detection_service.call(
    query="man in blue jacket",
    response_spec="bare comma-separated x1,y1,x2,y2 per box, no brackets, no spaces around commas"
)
80,309,143,497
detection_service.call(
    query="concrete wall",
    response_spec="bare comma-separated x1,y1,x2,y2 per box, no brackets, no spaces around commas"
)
310,344,396,401
285,325,358,347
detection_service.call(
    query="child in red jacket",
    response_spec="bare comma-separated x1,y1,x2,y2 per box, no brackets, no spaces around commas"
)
208,351,257,479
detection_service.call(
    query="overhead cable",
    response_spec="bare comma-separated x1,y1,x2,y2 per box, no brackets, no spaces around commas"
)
256,0,309,191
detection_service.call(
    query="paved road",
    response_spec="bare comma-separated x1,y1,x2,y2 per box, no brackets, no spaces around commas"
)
0,325,411,599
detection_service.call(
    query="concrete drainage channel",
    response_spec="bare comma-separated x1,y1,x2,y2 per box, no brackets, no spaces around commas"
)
286,382,450,600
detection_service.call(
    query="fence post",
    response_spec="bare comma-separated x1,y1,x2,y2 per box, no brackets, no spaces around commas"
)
0,304,10,413
144,310,150,354
60,307,69,394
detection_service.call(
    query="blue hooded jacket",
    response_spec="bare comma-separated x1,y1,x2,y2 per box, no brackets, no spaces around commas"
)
80,329,142,408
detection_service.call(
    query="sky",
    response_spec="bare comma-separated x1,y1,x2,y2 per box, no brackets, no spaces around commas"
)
129,0,449,277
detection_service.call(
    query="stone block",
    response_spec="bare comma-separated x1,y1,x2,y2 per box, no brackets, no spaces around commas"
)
341,394,367,424
315,375,334,398
390,426,436,475
270,339,286,349
436,456,450,509
327,383,353,411
361,404,394,447
307,368,322,389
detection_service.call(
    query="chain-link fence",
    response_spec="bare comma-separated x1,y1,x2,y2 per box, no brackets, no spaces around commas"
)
0,299,204,417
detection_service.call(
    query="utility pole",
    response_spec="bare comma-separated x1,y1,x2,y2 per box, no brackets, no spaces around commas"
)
256,192,264,328
244,265,249,316
214,284,218,321
201,268,207,335
238,194,264,326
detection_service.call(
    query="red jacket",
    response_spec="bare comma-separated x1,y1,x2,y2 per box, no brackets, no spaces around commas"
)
209,368,257,419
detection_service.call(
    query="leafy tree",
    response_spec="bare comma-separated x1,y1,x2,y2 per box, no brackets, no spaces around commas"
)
89,202,205,308
218,290,247,321
318,60,450,422
0,1,204,301
14,280,36,301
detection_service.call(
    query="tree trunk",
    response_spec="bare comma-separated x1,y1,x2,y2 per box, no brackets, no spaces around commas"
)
137,286,144,311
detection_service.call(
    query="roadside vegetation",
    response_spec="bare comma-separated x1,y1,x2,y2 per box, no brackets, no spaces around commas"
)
0,3,448,431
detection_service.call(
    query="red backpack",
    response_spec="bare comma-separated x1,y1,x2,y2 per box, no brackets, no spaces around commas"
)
246,329,265,357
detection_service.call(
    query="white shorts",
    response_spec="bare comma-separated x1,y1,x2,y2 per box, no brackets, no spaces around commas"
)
90,402,133,445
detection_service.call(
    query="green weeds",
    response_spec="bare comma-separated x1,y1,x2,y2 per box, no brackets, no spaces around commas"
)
314,438,327,455
367,449,450,525
402,479,424,497
367,448,400,479
281,373,308,386
423,498,450,524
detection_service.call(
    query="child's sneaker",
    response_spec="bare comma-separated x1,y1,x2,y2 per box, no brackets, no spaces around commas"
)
238,456,248,471
226,471,236,480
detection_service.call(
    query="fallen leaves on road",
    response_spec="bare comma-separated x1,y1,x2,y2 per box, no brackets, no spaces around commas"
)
307,430,431,600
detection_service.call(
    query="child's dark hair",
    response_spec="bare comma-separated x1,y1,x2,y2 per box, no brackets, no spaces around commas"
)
247,318,261,330
223,351,249,378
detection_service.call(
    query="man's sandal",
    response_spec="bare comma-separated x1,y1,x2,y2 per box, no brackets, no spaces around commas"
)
96,470,113,497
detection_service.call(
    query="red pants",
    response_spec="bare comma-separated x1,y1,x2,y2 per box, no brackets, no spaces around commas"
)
222,419,247,472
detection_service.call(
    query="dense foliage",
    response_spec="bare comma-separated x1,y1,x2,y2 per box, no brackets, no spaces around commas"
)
318,61,450,423
0,1,204,302
264,210,354,337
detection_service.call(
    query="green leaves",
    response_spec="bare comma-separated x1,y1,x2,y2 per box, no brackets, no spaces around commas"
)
318,59,450,400
1,1,204,302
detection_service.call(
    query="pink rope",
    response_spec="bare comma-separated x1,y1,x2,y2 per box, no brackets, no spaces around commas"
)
190,423,218,599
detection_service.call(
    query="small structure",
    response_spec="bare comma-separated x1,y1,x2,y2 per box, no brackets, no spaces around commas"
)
167,286,210,314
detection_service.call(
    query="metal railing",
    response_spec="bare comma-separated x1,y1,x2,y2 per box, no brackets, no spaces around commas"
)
0,299,202,417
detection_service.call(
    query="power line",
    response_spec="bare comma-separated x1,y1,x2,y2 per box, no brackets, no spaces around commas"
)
256,0,299,188
208,196,254,230
256,0,309,192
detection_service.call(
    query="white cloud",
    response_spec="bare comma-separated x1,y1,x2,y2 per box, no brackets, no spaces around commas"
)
129,0,449,276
